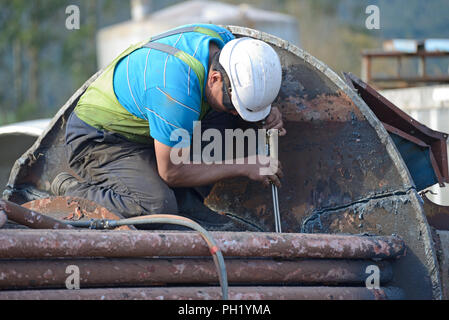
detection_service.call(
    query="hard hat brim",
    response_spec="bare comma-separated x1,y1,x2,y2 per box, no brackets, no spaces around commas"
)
229,76,271,122
233,100,272,122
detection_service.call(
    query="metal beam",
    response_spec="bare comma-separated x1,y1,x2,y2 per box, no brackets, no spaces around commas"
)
0,199,73,230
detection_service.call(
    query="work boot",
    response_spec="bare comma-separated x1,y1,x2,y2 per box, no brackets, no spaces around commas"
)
51,172,79,196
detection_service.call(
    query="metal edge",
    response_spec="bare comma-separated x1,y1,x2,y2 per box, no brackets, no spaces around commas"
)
347,72,448,140
3,70,103,196
345,72,449,183
409,189,443,299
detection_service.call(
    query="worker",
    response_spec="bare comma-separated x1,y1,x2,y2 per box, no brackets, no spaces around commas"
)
51,24,285,230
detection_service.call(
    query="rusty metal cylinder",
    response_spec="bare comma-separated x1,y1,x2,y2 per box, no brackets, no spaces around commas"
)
0,199,73,230
0,258,392,289
0,286,405,300
0,229,405,259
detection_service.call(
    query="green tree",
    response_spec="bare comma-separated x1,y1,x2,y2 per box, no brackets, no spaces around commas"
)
0,0,129,125
0,0,68,123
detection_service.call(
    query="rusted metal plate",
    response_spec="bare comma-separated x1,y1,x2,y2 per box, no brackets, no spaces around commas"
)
22,196,135,231
0,199,73,230
421,192,449,230
0,286,405,300
205,27,440,299
344,72,449,187
0,230,405,260
0,258,392,289
0,197,133,231
205,62,409,233
204,27,420,235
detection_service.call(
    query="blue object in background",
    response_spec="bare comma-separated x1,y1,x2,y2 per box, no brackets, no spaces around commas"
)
390,133,438,191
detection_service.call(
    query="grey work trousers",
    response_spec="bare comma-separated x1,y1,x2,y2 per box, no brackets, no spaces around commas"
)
64,111,248,231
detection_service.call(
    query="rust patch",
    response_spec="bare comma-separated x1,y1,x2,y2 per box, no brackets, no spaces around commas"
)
22,197,135,231
280,91,365,123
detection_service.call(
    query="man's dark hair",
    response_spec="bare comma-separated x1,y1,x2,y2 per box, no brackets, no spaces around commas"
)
211,51,234,111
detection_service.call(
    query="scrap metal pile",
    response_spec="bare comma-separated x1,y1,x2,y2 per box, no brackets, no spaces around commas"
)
1,26,449,300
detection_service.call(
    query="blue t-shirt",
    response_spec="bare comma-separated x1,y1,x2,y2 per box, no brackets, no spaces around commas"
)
113,24,234,147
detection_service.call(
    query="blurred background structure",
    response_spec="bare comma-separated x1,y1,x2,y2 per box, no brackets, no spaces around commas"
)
360,34,449,206
1,0,449,202
98,0,299,69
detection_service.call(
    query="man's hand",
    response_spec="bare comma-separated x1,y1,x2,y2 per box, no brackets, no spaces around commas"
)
262,106,286,136
244,155,283,188
154,140,283,188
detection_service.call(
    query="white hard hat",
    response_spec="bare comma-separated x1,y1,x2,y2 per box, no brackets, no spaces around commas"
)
219,37,282,122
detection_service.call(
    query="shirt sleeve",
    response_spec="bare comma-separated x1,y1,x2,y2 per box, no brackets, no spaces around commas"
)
143,86,201,148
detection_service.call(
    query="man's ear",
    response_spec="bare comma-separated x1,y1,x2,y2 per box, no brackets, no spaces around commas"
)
208,70,222,85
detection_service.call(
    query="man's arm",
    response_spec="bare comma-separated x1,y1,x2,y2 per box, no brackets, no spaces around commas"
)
154,140,283,188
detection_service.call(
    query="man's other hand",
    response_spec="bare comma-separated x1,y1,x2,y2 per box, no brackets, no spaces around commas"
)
262,106,286,136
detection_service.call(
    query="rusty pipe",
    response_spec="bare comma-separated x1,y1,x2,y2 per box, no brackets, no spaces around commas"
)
0,286,405,300
0,199,73,230
0,258,392,289
0,229,405,259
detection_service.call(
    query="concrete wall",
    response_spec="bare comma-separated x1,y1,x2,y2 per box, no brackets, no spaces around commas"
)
381,85,449,205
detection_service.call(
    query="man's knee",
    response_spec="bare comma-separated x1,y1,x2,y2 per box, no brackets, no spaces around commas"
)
135,187,178,216
67,185,178,219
